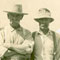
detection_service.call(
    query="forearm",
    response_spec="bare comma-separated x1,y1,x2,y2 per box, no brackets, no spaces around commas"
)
3,40,34,55
3,43,24,54
3,43,28,54
4,50,17,57
3,44,26,56
11,43,34,55
10,44,27,54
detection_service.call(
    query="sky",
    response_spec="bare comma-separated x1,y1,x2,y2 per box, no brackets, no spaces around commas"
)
0,0,60,33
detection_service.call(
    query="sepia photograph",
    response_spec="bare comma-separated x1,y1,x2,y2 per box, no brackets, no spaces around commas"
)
0,0,60,60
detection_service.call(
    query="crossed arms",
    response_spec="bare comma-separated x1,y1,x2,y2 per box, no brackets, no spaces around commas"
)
3,40,34,55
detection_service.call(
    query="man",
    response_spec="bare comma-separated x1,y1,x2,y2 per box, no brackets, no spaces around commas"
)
31,8,60,60
0,4,34,60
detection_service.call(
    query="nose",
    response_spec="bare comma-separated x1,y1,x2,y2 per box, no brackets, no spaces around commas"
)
13,17,16,20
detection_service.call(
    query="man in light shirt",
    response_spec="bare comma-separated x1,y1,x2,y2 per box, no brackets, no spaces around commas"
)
0,4,34,60
31,8,60,60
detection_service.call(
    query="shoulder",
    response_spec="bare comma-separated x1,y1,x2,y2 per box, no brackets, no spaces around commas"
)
0,27,5,36
0,26,9,32
32,31,40,36
22,28,33,39
32,31,40,39
22,28,32,35
51,30,60,40
51,30,60,36
32,31,37,36
0,27,5,32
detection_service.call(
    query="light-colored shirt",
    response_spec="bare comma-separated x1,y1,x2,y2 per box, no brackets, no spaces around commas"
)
33,30,54,60
39,30,54,60
0,25,34,60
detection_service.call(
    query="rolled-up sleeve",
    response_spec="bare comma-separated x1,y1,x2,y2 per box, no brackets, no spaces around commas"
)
0,30,8,57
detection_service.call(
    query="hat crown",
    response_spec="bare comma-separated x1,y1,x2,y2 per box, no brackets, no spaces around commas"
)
4,4,28,15
7,4,23,13
38,8,51,17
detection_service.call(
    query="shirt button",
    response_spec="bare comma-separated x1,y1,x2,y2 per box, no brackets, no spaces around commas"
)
53,52,56,55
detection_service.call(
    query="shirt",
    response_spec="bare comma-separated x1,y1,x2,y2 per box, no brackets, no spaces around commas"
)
0,25,34,60
31,30,60,60
39,30,54,60
33,30,55,60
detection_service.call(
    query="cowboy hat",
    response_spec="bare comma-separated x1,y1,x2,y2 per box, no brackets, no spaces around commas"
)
4,4,28,15
34,8,54,22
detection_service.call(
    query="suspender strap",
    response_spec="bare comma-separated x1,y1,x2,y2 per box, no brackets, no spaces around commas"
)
52,31,57,53
52,31,57,60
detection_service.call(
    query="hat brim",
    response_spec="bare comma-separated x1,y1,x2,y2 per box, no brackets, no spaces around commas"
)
34,17,54,23
4,11,28,15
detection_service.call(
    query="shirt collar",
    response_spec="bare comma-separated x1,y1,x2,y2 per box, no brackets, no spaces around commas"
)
38,29,52,36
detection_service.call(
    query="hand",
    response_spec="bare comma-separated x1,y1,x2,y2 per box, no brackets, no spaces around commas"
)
22,40,34,54
25,48,32,54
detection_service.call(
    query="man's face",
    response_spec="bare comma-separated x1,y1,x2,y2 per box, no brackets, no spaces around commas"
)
39,18,50,30
8,13,23,28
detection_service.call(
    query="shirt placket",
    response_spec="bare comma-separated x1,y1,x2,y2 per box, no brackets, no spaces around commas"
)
40,35,46,60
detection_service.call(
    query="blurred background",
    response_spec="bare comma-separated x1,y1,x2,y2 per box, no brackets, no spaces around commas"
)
0,0,60,33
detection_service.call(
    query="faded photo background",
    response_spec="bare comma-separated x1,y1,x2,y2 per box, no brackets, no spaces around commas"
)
0,0,60,33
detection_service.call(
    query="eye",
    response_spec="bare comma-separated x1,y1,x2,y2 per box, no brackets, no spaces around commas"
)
16,14,22,18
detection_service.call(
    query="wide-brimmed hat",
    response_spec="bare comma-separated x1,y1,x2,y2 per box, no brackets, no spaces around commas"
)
4,4,28,15
34,8,54,22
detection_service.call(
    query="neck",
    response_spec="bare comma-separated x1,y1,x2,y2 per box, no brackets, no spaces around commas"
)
40,28,49,34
